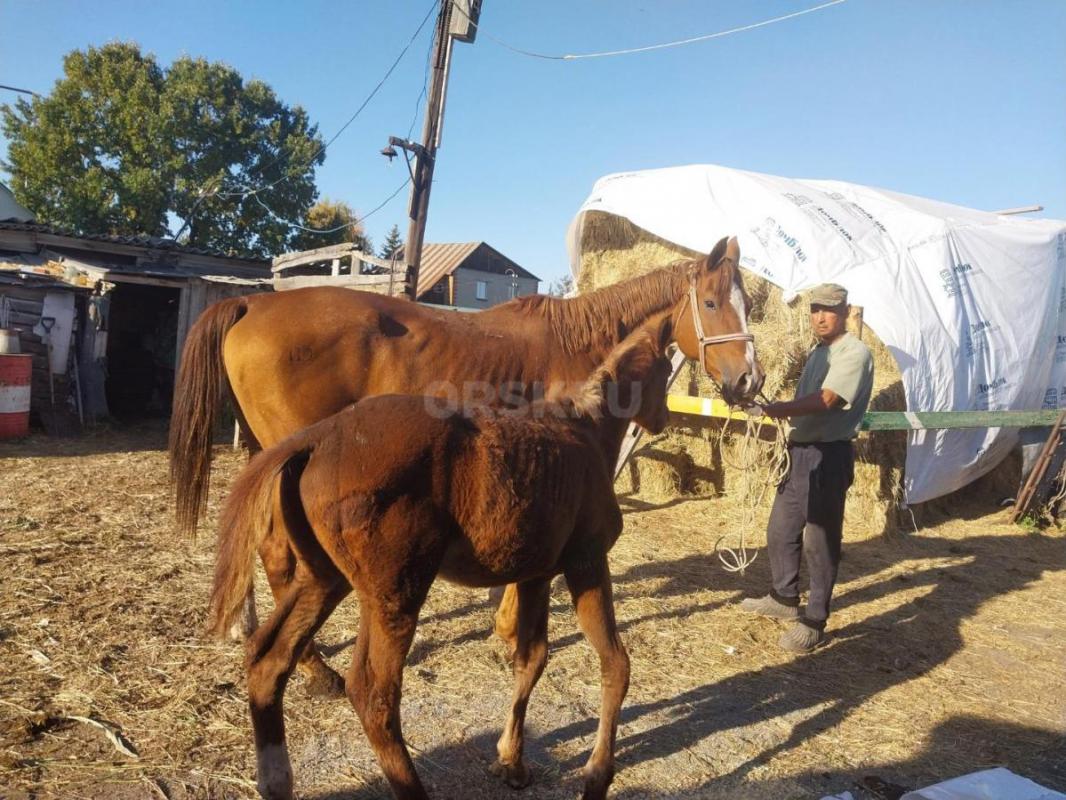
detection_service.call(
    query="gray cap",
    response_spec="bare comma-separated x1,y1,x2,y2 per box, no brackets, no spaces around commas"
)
809,283,848,307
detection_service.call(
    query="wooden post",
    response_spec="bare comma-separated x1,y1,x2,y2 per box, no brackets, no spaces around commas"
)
403,2,456,300
330,258,341,277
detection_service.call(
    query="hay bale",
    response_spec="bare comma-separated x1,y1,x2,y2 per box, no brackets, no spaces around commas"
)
579,211,914,532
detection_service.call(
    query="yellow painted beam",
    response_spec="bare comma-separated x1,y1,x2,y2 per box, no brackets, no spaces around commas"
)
666,394,769,424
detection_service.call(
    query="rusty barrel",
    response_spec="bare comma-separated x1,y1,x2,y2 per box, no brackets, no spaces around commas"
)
0,354,32,439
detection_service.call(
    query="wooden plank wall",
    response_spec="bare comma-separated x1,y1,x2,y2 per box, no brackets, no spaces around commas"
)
0,286,80,421
174,279,270,373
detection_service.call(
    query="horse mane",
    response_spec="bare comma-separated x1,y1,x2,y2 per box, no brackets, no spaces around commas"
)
503,253,740,355
504,261,691,354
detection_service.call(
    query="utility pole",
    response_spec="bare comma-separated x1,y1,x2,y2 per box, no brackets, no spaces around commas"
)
383,0,482,301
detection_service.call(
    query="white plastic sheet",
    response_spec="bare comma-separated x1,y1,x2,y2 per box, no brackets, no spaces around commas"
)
567,165,1066,503
900,767,1066,800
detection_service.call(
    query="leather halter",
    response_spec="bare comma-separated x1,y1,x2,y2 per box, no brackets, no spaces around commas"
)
675,269,755,374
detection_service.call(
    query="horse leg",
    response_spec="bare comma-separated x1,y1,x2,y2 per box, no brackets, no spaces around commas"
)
493,583,520,658
346,602,427,800
259,506,347,699
229,590,259,642
491,577,550,789
245,574,348,800
564,556,629,800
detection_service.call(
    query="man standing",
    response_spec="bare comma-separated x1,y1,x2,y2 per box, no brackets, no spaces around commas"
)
740,283,874,653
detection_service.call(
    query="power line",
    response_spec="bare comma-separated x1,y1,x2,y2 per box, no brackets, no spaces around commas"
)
250,178,411,235
174,2,437,242
0,83,41,97
451,0,847,61
229,0,440,199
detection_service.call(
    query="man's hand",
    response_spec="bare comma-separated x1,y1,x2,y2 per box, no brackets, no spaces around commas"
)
744,403,764,419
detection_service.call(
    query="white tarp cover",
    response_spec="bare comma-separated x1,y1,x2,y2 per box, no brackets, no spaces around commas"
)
567,164,1066,503
899,767,1066,800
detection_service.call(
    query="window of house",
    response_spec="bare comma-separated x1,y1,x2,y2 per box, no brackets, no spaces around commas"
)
476,280,487,301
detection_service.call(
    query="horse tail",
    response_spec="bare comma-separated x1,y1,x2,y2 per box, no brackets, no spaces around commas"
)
169,296,249,537
208,440,312,638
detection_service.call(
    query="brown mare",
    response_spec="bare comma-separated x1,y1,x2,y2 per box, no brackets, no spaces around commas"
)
172,236,762,694
209,318,677,800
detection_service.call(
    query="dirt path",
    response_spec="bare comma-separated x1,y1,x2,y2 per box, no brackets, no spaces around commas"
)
2,425,1063,799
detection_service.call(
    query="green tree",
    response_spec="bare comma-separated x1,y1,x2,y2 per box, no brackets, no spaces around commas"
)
379,224,404,260
549,273,574,297
291,198,368,252
1,42,325,257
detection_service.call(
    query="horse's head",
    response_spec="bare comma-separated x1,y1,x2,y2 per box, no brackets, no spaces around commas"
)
672,237,764,405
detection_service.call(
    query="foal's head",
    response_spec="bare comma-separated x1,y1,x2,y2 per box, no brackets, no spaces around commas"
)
575,317,674,435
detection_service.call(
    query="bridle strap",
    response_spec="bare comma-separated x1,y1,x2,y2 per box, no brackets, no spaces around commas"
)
677,279,755,366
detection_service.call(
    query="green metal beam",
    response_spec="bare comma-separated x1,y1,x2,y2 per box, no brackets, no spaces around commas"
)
861,410,1063,431
665,396,1063,431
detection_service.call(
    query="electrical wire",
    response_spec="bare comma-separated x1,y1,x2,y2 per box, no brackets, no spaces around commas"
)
0,83,40,97
231,0,440,198
450,0,847,61
250,178,411,235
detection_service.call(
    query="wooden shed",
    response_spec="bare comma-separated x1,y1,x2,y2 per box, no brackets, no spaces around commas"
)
0,221,271,428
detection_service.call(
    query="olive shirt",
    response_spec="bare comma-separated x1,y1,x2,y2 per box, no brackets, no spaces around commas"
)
789,332,874,443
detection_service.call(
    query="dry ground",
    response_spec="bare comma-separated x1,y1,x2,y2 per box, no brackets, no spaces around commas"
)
1,423,1064,800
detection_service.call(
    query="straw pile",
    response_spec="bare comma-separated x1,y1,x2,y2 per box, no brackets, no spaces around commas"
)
579,211,1015,535
1,425,1063,799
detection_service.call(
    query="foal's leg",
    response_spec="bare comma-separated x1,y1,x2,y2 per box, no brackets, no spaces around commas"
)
493,582,520,658
565,556,630,800
346,601,427,800
259,504,347,698
491,577,551,788
245,574,349,800
230,425,262,642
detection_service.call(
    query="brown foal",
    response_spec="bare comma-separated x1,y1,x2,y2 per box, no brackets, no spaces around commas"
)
209,318,677,800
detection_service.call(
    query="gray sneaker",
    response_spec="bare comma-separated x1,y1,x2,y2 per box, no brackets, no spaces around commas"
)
778,621,824,653
739,594,800,620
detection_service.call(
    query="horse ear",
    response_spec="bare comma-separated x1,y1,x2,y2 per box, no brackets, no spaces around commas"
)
704,236,729,271
724,236,740,265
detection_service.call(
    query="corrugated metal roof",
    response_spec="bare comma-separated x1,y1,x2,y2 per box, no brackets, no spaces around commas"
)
414,241,540,296
0,220,270,264
416,242,481,296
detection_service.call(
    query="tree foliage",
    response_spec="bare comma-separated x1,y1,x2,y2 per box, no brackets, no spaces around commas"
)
291,199,369,252
379,224,404,261
549,273,575,297
1,42,325,257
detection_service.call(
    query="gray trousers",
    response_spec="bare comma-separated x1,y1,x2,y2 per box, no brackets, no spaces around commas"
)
767,441,855,629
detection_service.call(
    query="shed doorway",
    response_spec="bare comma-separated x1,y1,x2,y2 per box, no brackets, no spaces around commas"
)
105,282,180,419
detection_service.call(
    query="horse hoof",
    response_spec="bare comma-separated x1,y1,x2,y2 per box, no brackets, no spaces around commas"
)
489,758,532,789
303,666,346,700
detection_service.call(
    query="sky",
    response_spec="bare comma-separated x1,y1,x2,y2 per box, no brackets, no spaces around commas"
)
1,0,1064,288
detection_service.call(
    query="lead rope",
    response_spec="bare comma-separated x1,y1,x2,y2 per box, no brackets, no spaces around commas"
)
713,394,791,574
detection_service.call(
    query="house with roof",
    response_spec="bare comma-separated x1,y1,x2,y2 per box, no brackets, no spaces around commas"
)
270,239,540,308
414,242,539,307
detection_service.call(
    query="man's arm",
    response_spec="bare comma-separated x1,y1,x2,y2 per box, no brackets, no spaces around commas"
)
761,389,843,419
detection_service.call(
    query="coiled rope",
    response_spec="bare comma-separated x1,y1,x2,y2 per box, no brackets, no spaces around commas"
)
713,400,791,574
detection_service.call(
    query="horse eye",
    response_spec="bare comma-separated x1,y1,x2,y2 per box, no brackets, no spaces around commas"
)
703,300,717,310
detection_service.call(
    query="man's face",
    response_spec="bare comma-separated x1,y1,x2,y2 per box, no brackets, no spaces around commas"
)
810,303,848,342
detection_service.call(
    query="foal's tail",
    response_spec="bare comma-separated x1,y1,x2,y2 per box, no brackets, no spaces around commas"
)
207,440,311,638
169,296,249,537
